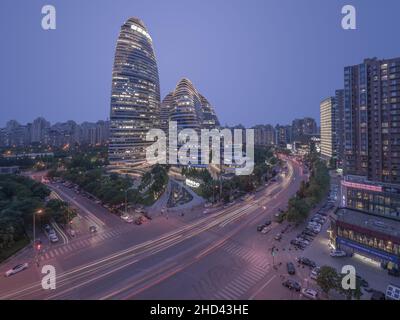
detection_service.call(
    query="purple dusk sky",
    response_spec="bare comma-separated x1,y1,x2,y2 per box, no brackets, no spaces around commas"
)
1,0,400,127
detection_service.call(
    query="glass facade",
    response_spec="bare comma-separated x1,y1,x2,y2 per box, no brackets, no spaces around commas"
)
109,18,160,166
344,185,400,220
336,225,400,258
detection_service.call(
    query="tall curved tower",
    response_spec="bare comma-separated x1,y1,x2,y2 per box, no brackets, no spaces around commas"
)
164,78,220,133
161,78,220,165
109,18,160,168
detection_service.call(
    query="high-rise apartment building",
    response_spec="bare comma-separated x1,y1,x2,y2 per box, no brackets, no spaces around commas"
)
320,97,335,160
31,117,50,144
275,124,292,147
292,117,318,141
344,57,400,183
253,124,275,147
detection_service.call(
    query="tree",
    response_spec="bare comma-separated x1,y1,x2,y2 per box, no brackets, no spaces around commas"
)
338,274,363,300
45,199,76,225
316,266,340,296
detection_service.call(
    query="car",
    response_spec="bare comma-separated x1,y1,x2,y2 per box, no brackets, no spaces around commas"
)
370,290,386,300
388,268,400,277
261,227,269,234
264,220,272,226
303,230,315,237
298,239,310,246
356,275,369,288
290,239,300,246
121,214,134,223
257,225,265,232
297,257,316,268
274,233,282,241
300,234,314,242
330,249,347,257
89,225,97,233
310,267,320,280
49,234,59,243
282,279,301,292
301,288,318,300
308,221,321,228
305,227,319,235
287,262,296,275
43,224,51,233
48,229,56,236
4,263,29,277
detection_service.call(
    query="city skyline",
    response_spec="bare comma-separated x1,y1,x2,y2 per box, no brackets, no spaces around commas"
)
2,0,400,128
1,1,400,304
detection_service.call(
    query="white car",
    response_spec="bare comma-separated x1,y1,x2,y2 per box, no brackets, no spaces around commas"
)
330,249,347,257
121,214,134,223
5,263,29,277
301,288,319,300
261,227,269,234
310,267,320,280
49,233,59,243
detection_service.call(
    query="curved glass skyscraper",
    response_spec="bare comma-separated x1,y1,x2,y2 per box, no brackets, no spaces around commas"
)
162,78,220,133
109,18,160,168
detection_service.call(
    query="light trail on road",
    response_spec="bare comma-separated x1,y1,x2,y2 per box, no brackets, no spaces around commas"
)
0,159,301,300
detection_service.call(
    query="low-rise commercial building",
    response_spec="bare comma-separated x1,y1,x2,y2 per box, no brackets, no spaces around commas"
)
330,207,400,272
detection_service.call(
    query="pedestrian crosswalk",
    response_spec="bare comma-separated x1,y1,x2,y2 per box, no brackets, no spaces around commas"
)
208,242,271,300
38,227,129,261
213,265,270,300
221,242,270,269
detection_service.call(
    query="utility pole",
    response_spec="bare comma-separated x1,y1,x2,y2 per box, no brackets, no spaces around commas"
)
33,209,43,267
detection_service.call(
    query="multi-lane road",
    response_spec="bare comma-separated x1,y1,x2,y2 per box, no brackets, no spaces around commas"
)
0,158,307,300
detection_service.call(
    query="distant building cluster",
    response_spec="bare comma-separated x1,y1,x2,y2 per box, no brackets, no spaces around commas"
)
0,118,109,148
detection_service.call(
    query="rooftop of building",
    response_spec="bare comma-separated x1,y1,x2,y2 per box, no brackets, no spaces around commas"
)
335,207,400,239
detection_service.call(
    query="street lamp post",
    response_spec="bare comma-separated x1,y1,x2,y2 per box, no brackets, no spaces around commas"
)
33,209,43,267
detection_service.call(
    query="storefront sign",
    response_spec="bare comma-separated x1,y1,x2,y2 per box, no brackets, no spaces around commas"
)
341,181,382,192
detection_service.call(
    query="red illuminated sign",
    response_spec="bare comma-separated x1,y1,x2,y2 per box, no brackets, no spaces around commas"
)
341,180,382,192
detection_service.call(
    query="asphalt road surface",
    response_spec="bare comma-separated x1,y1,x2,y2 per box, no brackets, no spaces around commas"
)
0,158,307,300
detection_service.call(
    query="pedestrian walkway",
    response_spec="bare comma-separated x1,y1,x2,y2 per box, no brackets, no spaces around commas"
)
206,242,272,299
38,225,130,262
221,242,270,269
213,264,271,300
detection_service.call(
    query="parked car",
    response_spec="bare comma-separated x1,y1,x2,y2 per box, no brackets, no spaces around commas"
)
330,249,347,257
370,290,385,300
43,224,51,233
297,257,316,268
301,288,318,300
261,227,269,234
257,225,265,232
356,275,369,288
310,267,321,280
4,263,29,277
49,233,59,243
287,262,296,275
388,268,400,277
274,233,282,241
264,220,272,226
282,279,301,292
